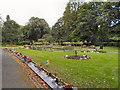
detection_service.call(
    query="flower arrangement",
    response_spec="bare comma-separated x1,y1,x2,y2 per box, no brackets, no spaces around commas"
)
63,85,72,88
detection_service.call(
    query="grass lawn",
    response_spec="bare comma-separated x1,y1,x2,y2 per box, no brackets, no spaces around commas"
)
15,49,118,88
74,46,119,52
101,47,119,52
1,45,24,48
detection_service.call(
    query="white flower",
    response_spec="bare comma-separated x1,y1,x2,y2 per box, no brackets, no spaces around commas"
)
112,78,114,80
65,55,69,58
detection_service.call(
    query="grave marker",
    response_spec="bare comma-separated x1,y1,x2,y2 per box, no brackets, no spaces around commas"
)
75,50,77,56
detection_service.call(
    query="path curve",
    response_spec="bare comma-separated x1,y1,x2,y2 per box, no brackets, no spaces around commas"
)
2,48,34,88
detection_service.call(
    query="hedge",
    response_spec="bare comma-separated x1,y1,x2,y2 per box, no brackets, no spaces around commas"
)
34,42,50,45
17,41,30,45
94,42,119,47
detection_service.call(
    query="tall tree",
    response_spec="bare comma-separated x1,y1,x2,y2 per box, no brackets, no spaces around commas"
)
71,2,120,44
0,15,2,44
97,2,120,42
71,2,103,44
20,25,29,41
52,17,63,42
26,17,50,43
2,15,20,44
42,34,54,43
61,1,80,41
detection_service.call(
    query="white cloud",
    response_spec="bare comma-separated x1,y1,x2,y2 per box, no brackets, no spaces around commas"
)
0,0,92,27
0,0,69,27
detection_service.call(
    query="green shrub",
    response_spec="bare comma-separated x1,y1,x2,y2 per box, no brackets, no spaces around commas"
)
94,42,101,46
63,42,71,45
43,42,49,45
94,42,119,47
33,42,49,45
62,42,83,46
102,42,119,46
34,42,43,45
17,41,30,45
53,43,59,45
38,39,45,42
63,46,74,50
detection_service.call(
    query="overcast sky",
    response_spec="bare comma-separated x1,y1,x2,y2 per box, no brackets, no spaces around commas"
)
0,0,90,27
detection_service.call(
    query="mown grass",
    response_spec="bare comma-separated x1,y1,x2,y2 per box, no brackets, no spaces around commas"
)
101,47,119,52
74,46,119,52
15,49,118,88
1,45,24,48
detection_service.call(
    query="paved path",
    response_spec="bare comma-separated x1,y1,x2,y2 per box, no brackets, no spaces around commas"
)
14,53,60,89
2,48,34,88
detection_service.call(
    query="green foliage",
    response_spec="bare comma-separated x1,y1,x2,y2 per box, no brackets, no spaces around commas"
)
1,45,24,48
94,42,119,46
51,17,63,42
0,15,2,44
110,36,120,41
2,15,20,44
52,2,80,42
61,2,78,41
72,2,104,44
20,25,29,41
42,34,54,43
102,42,119,47
38,39,45,42
63,42,83,46
33,42,43,45
75,42,83,45
52,2,120,44
33,42,49,45
17,41,30,45
1,2,120,45
26,17,50,43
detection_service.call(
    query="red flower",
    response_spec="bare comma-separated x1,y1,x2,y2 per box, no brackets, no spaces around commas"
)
24,55,27,58
28,58,32,62
63,85,72,88
15,52,18,54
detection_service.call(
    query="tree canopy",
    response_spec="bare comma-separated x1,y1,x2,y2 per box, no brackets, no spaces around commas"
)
2,15,20,44
1,1,120,45
52,1,120,44
26,17,50,43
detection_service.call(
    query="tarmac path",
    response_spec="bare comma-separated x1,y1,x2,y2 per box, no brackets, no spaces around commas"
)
2,48,34,88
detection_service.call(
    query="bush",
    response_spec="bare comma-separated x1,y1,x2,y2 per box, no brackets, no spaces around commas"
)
94,42,119,47
38,39,45,42
53,43,59,45
33,42,50,45
75,42,83,46
94,42,101,46
34,42,43,45
62,42,83,46
17,41,30,45
103,42,119,46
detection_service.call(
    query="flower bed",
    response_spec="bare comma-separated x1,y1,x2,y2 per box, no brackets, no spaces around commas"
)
67,55,90,60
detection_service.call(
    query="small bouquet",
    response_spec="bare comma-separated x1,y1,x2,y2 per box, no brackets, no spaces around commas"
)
63,85,72,89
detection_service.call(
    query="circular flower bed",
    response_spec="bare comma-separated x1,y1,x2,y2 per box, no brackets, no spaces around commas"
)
67,55,90,60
